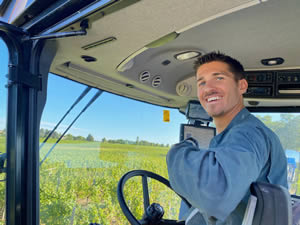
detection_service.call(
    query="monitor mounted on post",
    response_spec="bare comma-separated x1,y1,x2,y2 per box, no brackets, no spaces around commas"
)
181,100,216,148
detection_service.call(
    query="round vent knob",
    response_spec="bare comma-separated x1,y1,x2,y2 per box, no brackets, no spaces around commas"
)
176,82,192,96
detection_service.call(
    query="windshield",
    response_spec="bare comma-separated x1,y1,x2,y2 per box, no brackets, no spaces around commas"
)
39,74,186,224
39,74,299,225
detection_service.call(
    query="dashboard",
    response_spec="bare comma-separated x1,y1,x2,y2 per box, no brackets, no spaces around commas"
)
245,70,300,98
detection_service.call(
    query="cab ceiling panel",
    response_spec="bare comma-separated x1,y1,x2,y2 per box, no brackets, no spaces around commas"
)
172,0,300,101
123,0,300,98
51,0,258,108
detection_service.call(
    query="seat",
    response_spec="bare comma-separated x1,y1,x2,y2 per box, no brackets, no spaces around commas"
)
184,181,294,225
244,182,292,225
291,199,300,225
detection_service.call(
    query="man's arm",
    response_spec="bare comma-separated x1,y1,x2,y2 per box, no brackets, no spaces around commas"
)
166,127,269,221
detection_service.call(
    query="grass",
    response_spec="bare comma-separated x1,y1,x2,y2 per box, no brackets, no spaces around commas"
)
38,141,180,225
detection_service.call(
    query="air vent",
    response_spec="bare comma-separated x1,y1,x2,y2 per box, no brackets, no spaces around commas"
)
139,71,151,83
152,76,162,88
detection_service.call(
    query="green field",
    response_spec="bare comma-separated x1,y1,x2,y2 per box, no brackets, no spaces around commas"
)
0,135,297,224
38,141,181,225
0,137,181,224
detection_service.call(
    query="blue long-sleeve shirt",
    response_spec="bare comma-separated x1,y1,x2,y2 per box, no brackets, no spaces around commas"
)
166,108,288,224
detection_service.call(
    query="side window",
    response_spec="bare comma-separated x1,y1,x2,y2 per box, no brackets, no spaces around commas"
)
40,74,186,224
0,38,8,224
255,113,300,194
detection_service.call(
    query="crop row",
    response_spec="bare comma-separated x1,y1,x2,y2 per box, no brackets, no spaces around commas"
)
38,142,180,225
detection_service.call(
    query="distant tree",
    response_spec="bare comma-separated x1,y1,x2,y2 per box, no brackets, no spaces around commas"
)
1,129,6,136
52,131,60,139
116,139,125,144
64,134,74,140
74,136,85,141
102,138,106,143
40,128,46,138
44,129,51,138
136,136,139,145
256,114,300,150
86,134,94,142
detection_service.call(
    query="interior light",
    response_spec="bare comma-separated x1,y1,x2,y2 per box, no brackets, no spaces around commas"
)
267,60,278,65
261,57,284,66
174,51,202,61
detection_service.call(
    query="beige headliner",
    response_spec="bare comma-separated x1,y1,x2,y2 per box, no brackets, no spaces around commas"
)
49,0,300,110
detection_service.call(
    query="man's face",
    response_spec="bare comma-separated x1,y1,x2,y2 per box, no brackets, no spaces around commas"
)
196,61,247,118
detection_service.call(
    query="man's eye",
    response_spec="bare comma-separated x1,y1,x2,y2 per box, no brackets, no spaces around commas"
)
198,81,205,86
216,77,224,80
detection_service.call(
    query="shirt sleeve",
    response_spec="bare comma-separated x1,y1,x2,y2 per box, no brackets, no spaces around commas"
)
166,126,270,221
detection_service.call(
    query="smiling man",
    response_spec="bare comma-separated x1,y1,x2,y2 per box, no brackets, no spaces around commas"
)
166,52,288,225
197,59,248,134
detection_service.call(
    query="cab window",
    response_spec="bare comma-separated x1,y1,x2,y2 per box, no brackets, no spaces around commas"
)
39,74,186,224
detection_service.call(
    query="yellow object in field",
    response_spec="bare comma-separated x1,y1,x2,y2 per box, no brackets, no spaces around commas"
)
163,110,170,122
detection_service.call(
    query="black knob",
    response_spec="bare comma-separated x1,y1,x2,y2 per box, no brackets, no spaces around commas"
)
145,203,164,223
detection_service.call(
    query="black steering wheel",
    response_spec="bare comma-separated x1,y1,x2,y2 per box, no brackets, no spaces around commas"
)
117,170,190,225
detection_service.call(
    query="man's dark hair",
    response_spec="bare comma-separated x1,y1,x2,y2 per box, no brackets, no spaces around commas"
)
194,51,245,81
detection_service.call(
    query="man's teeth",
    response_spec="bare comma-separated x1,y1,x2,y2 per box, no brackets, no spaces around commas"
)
207,96,222,102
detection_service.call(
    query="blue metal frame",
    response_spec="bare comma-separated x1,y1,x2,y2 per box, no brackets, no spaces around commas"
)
0,21,48,225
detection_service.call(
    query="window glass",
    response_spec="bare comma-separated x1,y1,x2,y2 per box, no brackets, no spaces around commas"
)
254,113,300,194
40,73,299,224
0,38,8,225
39,74,186,225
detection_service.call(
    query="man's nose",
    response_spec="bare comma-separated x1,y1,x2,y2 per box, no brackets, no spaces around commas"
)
200,81,220,98
202,79,216,92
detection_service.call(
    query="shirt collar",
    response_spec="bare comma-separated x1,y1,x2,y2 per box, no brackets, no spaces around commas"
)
222,107,250,133
212,108,250,144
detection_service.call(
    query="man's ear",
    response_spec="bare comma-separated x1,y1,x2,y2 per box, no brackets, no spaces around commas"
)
239,79,248,94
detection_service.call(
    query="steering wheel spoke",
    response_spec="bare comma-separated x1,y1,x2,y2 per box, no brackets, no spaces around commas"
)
117,170,191,225
142,175,150,211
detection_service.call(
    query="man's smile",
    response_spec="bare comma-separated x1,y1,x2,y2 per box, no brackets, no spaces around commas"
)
206,96,223,103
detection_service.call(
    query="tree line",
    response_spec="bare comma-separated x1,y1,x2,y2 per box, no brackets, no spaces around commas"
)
256,114,300,151
0,128,169,146
39,128,95,142
101,137,169,147
40,129,169,146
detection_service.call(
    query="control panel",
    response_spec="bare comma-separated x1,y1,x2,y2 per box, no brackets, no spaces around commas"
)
244,70,300,98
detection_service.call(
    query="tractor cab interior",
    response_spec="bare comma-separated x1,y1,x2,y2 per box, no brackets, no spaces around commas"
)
0,0,300,224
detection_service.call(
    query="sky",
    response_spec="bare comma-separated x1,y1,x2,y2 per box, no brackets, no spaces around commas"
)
0,39,187,145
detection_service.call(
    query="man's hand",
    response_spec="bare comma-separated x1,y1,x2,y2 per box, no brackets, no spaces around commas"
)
184,137,199,147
